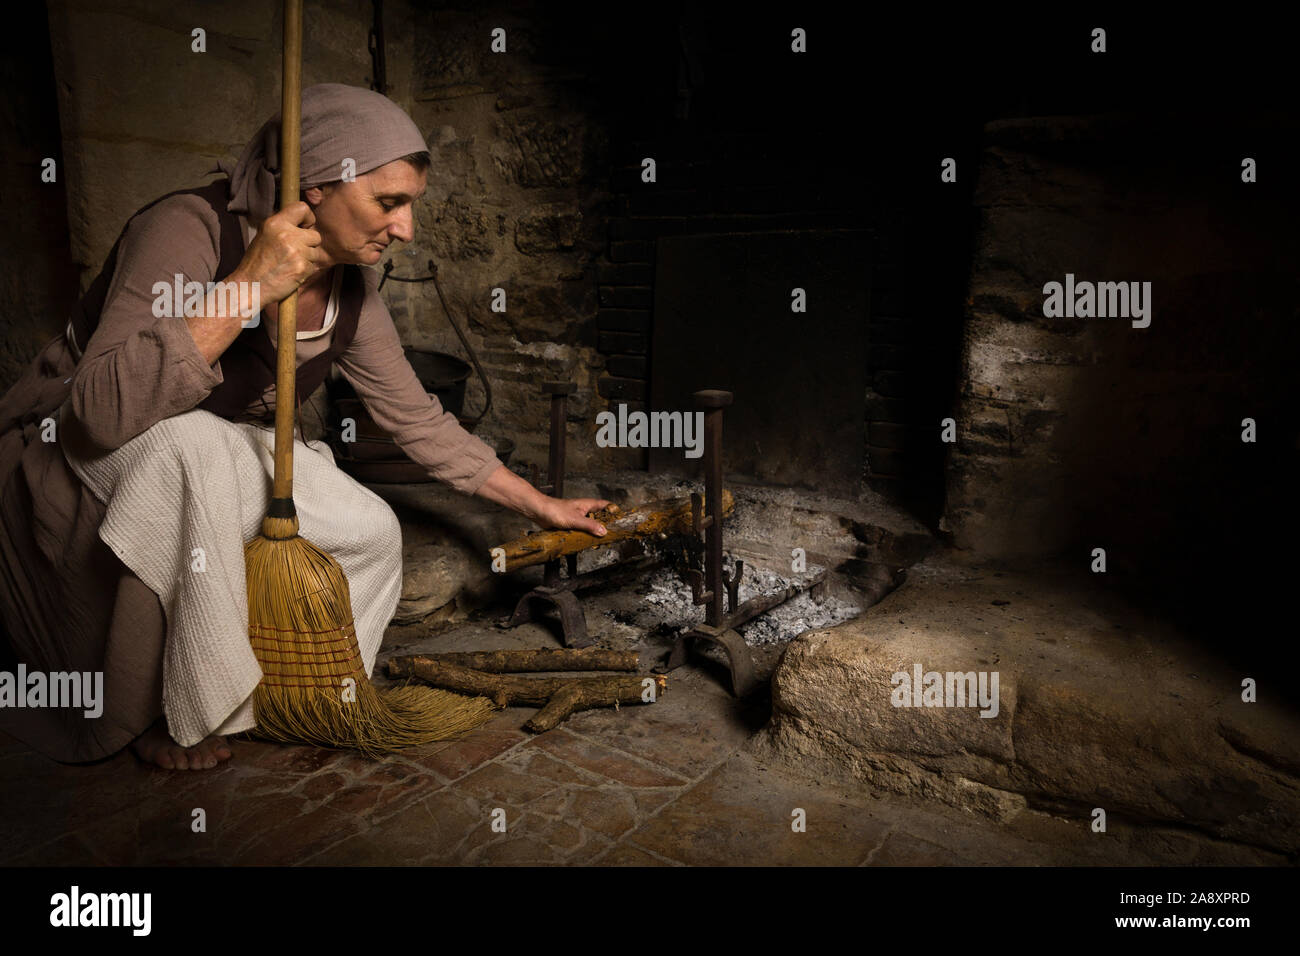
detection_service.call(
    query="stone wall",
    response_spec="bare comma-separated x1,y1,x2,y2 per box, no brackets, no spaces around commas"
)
390,5,612,471
942,114,1300,597
47,0,317,285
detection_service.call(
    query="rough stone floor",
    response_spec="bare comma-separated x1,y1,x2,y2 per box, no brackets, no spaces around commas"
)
0,637,988,866
2,580,1286,867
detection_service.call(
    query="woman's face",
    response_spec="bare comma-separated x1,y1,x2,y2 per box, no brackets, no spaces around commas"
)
303,159,428,267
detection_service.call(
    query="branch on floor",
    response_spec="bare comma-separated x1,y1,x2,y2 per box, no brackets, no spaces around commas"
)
386,654,666,732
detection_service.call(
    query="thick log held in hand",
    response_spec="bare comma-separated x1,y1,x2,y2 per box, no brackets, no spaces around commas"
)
492,491,736,570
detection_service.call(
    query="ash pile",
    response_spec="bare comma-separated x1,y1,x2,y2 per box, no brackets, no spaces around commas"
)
609,557,860,647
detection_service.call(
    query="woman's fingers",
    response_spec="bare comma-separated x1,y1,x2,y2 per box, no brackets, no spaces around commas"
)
577,513,608,536
569,498,613,534
235,203,330,304
285,200,315,227
538,498,612,535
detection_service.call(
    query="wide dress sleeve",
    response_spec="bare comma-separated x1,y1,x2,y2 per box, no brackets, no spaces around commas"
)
64,195,227,453
334,270,502,495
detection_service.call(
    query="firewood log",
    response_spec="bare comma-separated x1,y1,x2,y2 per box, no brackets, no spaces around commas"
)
385,655,666,732
493,490,734,571
391,648,638,673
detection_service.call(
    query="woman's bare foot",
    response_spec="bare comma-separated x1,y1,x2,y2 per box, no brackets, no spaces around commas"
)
130,718,232,770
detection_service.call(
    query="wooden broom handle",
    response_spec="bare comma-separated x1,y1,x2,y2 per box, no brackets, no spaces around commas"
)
272,0,303,503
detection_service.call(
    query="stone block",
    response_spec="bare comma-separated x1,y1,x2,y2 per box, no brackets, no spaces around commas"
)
475,280,597,344
757,552,1300,854
514,201,582,255
421,196,495,262
490,110,594,187
414,15,484,96
394,541,479,625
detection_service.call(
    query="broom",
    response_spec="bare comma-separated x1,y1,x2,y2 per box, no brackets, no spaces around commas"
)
243,0,497,755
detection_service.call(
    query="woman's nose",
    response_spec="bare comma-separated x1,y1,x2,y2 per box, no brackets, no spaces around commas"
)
388,207,414,243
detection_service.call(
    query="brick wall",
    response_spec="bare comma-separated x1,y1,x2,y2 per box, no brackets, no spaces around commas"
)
595,132,907,484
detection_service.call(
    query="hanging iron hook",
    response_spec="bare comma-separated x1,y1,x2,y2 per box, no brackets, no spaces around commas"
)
376,258,492,427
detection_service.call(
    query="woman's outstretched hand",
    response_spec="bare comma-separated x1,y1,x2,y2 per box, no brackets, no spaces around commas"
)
535,496,616,536
473,465,616,536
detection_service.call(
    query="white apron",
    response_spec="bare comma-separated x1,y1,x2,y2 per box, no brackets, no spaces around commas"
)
60,406,402,747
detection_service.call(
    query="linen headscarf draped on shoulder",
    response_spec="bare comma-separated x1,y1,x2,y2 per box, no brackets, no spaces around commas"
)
215,82,430,223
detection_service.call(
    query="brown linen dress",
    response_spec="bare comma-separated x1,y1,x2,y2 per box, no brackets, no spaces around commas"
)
0,181,501,762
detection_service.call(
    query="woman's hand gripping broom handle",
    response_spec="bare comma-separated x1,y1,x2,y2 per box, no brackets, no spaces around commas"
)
266,0,303,539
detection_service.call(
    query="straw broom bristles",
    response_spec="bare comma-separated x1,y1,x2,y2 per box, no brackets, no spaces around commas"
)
245,511,499,757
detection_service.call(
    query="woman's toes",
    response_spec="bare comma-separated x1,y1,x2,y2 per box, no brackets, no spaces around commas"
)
197,739,227,766
202,739,228,767
132,723,232,770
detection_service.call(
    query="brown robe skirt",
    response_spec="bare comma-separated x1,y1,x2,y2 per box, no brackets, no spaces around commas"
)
0,333,166,762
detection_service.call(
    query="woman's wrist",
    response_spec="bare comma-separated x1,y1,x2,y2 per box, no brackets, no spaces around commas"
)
528,495,557,526
474,464,611,535
476,464,553,523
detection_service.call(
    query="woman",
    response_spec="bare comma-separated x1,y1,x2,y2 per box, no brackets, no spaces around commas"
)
0,83,608,770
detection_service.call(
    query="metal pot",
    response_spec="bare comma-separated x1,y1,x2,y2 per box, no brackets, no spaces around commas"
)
405,349,471,418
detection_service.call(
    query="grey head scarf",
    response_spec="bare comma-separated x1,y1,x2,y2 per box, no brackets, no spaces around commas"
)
216,82,429,223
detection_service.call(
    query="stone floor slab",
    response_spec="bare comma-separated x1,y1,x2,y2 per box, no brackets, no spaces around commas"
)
526,729,690,788
306,789,480,865
624,751,892,866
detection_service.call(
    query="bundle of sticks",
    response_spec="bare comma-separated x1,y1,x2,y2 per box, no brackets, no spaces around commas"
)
385,647,666,732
